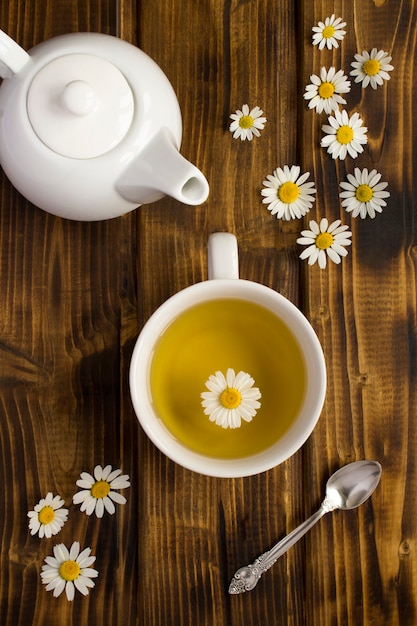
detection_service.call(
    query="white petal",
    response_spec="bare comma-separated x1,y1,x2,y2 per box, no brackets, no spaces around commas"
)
41,570,60,582
296,171,311,186
109,475,131,489
74,577,89,596
52,578,66,597
299,244,318,260
318,218,328,232
65,581,75,602
327,248,342,264
43,572,61,585
332,242,351,254
29,521,40,536
76,547,92,564
318,250,327,269
94,465,104,480
103,497,116,515
85,497,97,516
54,544,69,562
73,490,90,504
209,371,227,391
226,368,236,387
308,247,321,265
289,166,300,182
80,569,98,581
95,498,104,518
100,464,113,480
79,471,94,484
321,134,335,147
297,236,316,245
234,370,253,389
69,542,80,561
108,491,127,505
44,556,59,568
84,572,98,584
79,560,97,574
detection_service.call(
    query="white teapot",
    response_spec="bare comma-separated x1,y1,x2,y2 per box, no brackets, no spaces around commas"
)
0,30,209,220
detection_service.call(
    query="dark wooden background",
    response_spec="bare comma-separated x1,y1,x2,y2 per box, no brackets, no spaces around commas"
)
0,0,416,624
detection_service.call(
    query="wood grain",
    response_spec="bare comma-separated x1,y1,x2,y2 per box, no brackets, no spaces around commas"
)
300,1,417,625
136,2,306,625
0,3,139,625
0,0,416,624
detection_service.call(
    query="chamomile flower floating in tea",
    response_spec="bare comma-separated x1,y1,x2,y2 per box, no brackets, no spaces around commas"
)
340,168,390,218
73,464,131,518
312,14,346,50
321,110,368,160
229,104,267,140
261,165,317,220
27,492,68,539
297,218,352,269
40,541,98,601
304,67,351,115
201,368,262,429
350,48,394,90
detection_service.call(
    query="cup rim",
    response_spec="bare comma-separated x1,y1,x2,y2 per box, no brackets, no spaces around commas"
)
129,279,326,477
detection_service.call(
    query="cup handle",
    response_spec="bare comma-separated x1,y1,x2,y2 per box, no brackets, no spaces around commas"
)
208,232,239,280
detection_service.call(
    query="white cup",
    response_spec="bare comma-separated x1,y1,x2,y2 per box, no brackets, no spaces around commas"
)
129,233,326,477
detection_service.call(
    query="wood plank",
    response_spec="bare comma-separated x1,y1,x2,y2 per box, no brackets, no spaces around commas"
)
0,3,140,625
300,1,417,624
135,1,308,625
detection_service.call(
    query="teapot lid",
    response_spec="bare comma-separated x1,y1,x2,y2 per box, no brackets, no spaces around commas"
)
27,53,134,158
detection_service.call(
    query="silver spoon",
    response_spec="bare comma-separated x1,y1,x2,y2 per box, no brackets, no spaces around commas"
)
228,460,382,594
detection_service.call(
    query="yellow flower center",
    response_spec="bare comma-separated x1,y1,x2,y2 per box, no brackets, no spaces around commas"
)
336,125,354,145
220,387,242,409
318,81,335,99
363,58,381,76
91,480,111,499
38,506,55,525
316,232,334,250
239,115,254,129
59,560,81,582
278,181,300,204
322,25,335,39
355,184,373,202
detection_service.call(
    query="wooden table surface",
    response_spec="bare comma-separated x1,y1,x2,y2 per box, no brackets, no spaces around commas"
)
1,0,416,624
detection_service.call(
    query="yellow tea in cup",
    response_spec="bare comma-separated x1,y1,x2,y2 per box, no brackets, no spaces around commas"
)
149,298,306,459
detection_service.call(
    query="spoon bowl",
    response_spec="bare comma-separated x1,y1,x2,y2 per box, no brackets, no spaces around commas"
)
325,460,382,511
228,460,382,594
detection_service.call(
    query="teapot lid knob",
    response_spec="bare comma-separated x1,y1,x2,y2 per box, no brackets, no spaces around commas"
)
27,53,134,159
61,80,97,116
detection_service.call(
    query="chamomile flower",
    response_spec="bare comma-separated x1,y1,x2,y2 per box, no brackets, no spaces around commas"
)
261,165,317,220
312,14,346,50
73,464,131,518
297,218,352,269
304,67,351,114
321,109,368,160
40,541,98,601
229,104,267,140
339,167,390,218
27,492,68,539
201,368,261,429
350,48,394,89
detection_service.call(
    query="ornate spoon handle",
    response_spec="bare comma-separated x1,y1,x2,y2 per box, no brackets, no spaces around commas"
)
228,496,337,594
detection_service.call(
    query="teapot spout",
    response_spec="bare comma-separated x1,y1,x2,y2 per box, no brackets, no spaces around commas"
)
116,128,209,206
0,30,30,78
